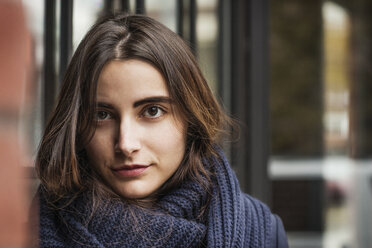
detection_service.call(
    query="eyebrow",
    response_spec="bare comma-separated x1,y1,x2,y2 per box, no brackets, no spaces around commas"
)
96,97,173,109
96,101,114,108
133,96,173,108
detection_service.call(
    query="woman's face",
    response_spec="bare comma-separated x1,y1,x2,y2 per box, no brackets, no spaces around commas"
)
85,59,186,199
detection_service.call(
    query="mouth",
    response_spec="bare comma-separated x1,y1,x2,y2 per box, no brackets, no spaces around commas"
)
112,164,151,178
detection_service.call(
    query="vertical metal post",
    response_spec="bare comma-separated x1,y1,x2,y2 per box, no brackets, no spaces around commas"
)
59,0,73,85
230,0,249,193
176,0,196,53
229,0,270,204
176,0,184,37
248,0,270,205
43,0,57,125
217,0,231,111
135,0,145,14
104,0,113,14
189,0,197,52
121,0,129,12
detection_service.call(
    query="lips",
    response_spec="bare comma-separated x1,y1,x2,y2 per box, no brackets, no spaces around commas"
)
112,164,151,178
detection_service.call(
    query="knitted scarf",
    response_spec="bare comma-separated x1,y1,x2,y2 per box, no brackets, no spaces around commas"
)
39,149,273,247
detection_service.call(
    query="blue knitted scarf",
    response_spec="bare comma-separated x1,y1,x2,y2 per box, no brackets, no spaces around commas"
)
39,149,273,247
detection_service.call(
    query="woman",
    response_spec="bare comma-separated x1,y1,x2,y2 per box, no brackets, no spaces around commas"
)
36,14,288,247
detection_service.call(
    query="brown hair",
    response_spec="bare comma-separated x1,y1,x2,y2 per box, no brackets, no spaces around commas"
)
36,14,230,205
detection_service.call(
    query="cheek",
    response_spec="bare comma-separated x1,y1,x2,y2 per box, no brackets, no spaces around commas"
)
151,119,186,160
85,131,114,165
85,143,101,168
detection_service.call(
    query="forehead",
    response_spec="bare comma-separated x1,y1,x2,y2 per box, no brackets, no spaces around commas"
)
97,59,169,100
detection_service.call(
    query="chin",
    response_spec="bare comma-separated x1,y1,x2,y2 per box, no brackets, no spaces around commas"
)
117,188,153,200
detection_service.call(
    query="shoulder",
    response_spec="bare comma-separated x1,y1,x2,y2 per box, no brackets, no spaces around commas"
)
268,214,289,248
242,194,289,248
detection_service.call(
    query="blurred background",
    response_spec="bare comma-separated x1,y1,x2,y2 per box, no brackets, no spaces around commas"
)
5,0,372,247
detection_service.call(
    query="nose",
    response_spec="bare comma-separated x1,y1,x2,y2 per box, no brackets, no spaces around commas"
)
114,120,141,157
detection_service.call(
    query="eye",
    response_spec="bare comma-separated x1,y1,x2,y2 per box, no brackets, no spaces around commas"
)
95,110,112,121
142,106,165,119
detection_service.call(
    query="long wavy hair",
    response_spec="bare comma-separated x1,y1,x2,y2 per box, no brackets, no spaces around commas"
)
36,14,230,208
